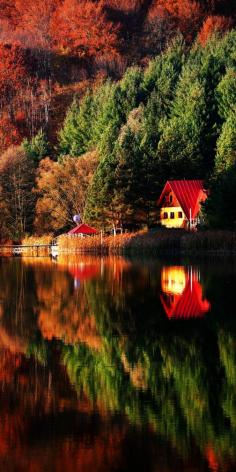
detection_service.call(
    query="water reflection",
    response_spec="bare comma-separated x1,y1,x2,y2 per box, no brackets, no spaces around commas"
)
160,266,211,319
0,256,235,470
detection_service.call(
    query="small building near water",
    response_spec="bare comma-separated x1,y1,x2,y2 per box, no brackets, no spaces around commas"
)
157,180,207,229
68,223,98,237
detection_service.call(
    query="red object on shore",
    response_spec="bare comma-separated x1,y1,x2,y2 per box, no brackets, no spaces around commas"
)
68,223,98,235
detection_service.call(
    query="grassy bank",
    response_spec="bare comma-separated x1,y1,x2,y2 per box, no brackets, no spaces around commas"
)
1,230,236,257
57,230,236,255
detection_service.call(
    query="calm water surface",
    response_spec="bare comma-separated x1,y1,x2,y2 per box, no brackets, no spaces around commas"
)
0,255,236,471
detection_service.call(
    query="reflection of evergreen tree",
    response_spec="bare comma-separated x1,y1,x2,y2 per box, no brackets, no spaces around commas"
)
219,331,236,431
3,258,236,468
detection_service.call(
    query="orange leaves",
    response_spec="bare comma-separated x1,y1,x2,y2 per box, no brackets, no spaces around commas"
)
0,43,26,97
148,0,234,43
104,0,143,13
158,0,201,18
198,15,233,45
0,116,21,151
155,0,203,39
51,0,120,60
14,0,60,48
0,43,27,150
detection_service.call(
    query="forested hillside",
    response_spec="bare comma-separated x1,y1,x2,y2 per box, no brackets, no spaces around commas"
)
0,0,235,148
0,1,236,238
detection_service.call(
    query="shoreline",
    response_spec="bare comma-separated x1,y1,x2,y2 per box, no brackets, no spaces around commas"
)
2,229,235,257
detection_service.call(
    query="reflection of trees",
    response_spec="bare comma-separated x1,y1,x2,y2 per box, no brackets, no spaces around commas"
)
36,266,103,349
62,328,236,470
2,257,236,469
0,346,130,472
0,259,38,353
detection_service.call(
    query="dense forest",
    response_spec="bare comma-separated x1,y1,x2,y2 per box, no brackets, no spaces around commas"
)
0,0,236,238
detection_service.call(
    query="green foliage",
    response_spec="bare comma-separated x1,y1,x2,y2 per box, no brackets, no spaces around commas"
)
58,93,94,158
203,163,236,229
142,35,186,100
57,30,236,230
23,129,49,162
215,112,236,173
27,340,49,366
217,69,236,120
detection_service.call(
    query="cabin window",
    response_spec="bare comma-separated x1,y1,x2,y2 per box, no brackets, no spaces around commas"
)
169,194,173,204
178,211,183,218
170,212,175,219
163,212,168,219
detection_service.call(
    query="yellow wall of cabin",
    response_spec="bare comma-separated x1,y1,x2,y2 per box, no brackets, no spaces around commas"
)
160,206,185,228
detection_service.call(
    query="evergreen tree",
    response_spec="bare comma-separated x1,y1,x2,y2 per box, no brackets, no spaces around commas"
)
23,129,49,163
216,69,236,120
157,75,207,178
215,112,236,173
119,66,144,117
203,163,236,229
58,92,94,158
142,35,186,100
90,81,118,148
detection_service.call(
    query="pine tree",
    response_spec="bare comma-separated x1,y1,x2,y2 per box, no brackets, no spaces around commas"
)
58,92,94,158
157,74,207,178
203,163,236,229
216,69,236,120
23,129,49,162
215,112,236,173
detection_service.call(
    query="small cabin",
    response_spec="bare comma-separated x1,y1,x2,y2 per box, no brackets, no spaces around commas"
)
157,180,207,229
68,223,98,237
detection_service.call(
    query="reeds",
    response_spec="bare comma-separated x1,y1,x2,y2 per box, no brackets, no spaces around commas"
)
57,230,236,255
21,234,53,256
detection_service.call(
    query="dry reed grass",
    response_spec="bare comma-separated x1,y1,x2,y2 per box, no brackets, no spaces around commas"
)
21,234,53,256
2,230,236,258
57,230,236,255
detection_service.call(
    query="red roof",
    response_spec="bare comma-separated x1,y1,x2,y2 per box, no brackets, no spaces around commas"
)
161,281,211,319
158,180,207,220
68,223,98,235
68,264,99,280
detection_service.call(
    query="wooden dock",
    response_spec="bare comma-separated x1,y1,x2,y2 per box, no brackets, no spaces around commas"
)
0,244,54,256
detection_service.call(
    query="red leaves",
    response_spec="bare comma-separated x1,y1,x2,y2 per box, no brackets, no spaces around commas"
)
14,0,60,48
154,0,203,40
0,43,27,99
51,0,120,59
0,116,21,150
198,15,233,45
0,0,234,151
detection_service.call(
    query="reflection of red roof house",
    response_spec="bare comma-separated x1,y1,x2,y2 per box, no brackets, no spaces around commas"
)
68,264,99,281
68,223,98,235
205,446,219,472
160,266,210,319
158,180,207,229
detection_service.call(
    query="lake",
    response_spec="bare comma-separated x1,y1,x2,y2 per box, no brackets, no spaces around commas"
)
0,255,236,471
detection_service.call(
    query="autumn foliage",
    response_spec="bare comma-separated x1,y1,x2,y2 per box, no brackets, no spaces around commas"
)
198,14,233,45
0,0,234,152
51,0,120,60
